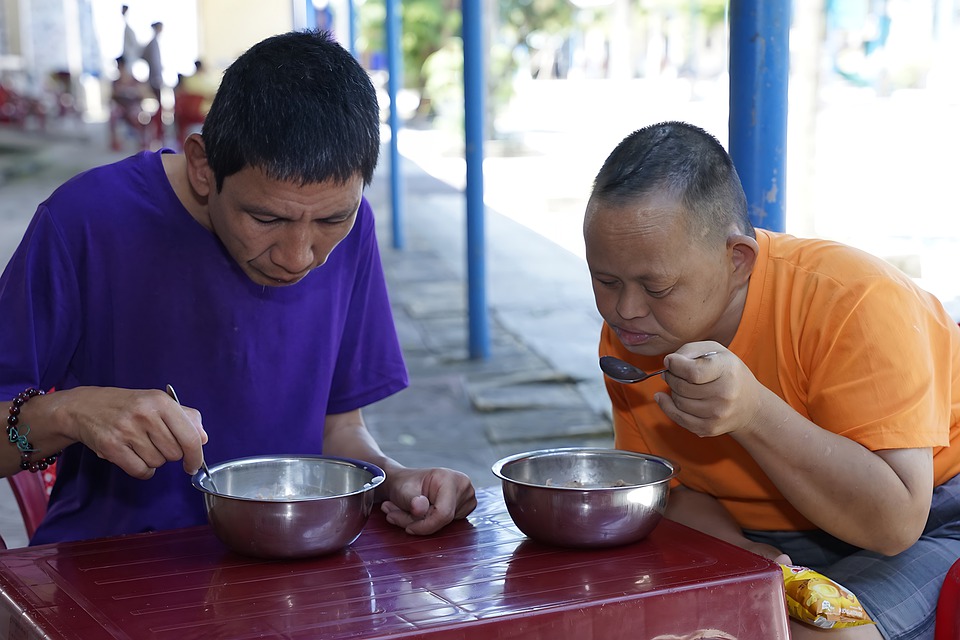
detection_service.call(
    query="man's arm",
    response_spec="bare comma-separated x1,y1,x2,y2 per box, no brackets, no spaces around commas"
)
2,386,206,479
666,486,791,563
731,382,932,555
658,348,933,556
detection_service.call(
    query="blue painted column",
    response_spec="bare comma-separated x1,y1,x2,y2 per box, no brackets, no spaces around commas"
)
728,0,790,232
386,0,405,248
462,0,490,359
303,0,316,28
347,0,357,57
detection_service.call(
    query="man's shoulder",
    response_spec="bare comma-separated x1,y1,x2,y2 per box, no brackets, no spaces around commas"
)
43,151,167,232
762,230,896,282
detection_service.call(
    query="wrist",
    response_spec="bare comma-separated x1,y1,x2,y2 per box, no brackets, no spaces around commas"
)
735,383,779,441
6,388,62,472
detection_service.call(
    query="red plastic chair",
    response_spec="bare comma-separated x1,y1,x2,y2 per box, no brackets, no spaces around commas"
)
0,467,53,549
936,558,960,640
8,469,51,538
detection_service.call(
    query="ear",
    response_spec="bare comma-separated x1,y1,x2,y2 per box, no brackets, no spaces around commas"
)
183,133,213,198
727,234,759,286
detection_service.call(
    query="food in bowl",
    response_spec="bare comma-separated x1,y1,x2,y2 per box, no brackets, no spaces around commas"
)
491,447,678,548
192,454,385,559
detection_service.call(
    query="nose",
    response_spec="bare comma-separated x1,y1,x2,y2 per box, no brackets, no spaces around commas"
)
615,287,651,320
271,226,320,275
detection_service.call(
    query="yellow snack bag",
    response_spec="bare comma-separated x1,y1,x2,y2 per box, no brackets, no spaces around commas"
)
780,564,875,629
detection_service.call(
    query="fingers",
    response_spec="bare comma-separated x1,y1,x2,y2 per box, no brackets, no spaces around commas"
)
663,345,723,387
131,391,206,475
404,484,478,535
109,446,159,480
409,494,430,517
657,346,764,439
74,388,207,479
164,399,206,475
382,496,453,535
381,469,477,535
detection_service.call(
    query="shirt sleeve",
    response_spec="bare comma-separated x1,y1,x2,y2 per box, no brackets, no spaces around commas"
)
325,199,409,414
0,205,82,400
801,273,953,449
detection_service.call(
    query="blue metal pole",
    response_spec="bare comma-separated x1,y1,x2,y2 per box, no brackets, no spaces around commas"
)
462,0,490,359
386,0,405,249
347,0,357,57
304,0,316,28
728,0,789,232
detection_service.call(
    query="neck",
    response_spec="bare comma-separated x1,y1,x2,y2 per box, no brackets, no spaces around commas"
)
712,280,750,347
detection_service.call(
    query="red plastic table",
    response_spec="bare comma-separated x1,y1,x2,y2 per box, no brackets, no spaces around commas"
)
0,487,789,639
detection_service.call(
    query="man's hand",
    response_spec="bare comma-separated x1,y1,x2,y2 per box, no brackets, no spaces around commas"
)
380,466,477,535
323,409,477,536
653,342,765,438
46,386,207,478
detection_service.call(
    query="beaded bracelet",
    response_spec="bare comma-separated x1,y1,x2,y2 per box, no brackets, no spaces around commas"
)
6,388,61,472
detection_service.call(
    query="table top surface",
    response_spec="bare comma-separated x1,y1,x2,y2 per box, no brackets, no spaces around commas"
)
0,487,790,640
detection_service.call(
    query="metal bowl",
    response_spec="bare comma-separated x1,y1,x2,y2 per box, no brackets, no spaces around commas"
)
491,448,678,548
191,455,385,559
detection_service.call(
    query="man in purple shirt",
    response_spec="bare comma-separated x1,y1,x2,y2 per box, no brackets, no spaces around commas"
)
0,30,476,544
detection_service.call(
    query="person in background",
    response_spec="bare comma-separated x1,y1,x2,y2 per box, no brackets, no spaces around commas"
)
141,21,164,102
140,20,165,143
176,59,219,117
108,56,151,151
121,5,140,67
583,121,959,640
173,59,220,146
0,30,476,545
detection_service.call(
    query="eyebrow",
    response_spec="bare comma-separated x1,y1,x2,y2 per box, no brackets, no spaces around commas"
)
242,201,360,221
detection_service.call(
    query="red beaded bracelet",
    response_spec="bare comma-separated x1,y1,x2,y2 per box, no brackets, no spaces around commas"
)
6,388,61,472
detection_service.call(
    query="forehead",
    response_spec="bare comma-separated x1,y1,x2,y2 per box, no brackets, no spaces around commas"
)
585,191,689,240
584,194,700,277
221,165,364,215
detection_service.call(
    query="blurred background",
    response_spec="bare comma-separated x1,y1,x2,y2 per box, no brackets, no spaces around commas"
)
1,0,959,311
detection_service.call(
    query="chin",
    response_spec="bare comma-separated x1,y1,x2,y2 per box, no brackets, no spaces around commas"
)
617,334,677,357
244,274,284,287
246,268,305,287
623,344,668,357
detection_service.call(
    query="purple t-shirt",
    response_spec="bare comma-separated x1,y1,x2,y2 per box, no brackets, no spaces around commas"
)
0,150,408,544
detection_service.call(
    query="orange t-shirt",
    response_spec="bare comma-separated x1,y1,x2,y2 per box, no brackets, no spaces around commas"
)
604,229,960,531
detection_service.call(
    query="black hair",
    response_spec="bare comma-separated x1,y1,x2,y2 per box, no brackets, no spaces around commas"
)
201,30,380,191
589,121,755,240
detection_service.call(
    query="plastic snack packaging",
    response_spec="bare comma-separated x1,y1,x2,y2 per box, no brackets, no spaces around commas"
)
781,564,875,629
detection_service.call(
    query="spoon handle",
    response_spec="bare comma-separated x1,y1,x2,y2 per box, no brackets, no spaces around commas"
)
165,384,218,492
652,351,718,377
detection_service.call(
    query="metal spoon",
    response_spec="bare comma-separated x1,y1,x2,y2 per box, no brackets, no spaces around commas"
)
599,351,719,384
165,384,218,492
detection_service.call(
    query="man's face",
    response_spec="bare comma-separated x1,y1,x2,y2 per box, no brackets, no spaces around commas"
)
206,166,364,287
584,192,742,356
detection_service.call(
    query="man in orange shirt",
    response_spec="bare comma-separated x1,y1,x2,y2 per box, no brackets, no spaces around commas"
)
583,121,959,640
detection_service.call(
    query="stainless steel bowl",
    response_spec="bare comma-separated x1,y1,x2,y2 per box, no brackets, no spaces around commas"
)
192,455,385,559
491,447,678,548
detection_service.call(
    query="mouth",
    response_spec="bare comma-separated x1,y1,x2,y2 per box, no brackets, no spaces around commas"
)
248,268,304,287
613,325,657,347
